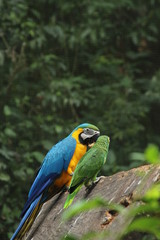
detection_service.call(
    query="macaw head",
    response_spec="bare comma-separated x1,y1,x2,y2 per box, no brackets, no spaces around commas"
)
71,123,100,146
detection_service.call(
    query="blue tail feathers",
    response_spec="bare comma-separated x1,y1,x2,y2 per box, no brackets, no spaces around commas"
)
11,195,41,240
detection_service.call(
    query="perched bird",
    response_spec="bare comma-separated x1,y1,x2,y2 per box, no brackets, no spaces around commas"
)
64,135,110,209
11,123,100,240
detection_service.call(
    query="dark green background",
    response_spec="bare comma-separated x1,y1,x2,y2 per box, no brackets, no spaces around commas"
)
0,0,160,239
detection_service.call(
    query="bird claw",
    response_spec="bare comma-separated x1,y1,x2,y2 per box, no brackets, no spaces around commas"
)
94,176,106,184
85,176,105,192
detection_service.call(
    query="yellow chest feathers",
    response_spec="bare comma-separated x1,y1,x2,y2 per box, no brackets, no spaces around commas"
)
67,128,87,174
54,129,87,188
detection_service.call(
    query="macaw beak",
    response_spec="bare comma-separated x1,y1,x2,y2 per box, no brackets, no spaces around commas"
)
88,131,100,148
80,129,100,146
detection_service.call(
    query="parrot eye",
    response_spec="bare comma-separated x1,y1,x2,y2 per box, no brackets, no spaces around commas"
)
84,128,91,134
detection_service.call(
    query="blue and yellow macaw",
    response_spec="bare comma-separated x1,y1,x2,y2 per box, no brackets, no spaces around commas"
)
11,123,100,240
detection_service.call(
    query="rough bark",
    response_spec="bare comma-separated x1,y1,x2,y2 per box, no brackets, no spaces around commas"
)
25,164,160,240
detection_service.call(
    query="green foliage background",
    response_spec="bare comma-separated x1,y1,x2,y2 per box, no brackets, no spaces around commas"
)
0,0,160,239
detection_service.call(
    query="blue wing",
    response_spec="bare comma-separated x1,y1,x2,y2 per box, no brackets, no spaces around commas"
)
21,135,76,217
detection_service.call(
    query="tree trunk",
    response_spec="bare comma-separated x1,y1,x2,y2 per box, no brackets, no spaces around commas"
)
25,164,160,240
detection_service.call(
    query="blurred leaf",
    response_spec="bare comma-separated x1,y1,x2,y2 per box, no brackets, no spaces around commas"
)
13,169,26,180
0,51,4,65
0,173,10,182
3,106,12,116
0,148,13,160
127,217,160,238
25,168,34,176
41,140,53,150
31,152,44,163
63,197,123,221
4,128,17,138
145,145,160,164
130,152,146,161
144,184,160,201
2,204,11,216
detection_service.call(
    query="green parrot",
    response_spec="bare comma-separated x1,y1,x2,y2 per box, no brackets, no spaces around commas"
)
64,135,110,208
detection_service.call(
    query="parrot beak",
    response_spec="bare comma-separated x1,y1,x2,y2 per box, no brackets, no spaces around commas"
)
88,142,95,148
80,128,100,146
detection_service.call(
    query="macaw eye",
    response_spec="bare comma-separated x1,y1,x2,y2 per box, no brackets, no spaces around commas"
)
85,128,95,135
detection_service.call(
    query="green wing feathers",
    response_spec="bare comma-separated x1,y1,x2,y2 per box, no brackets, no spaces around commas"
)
64,184,82,208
